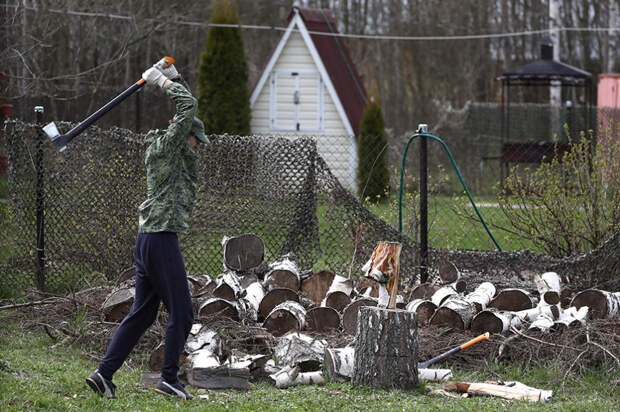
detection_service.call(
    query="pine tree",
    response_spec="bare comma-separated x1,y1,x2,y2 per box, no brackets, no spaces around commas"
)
357,95,389,201
197,0,251,135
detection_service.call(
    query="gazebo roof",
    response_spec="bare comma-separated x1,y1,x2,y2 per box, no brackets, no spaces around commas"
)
498,41,592,85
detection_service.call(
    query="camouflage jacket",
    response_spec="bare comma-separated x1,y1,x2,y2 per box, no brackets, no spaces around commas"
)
138,80,200,233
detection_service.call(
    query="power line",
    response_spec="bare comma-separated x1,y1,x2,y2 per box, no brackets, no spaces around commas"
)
2,3,619,41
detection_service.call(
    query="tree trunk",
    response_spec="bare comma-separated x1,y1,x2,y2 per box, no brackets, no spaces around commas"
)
429,297,477,330
534,272,561,305
353,307,418,390
464,282,496,312
488,288,534,312
258,288,299,319
263,301,306,337
570,289,620,319
324,346,355,383
305,306,341,333
221,234,265,272
405,299,437,325
342,298,378,335
264,256,301,291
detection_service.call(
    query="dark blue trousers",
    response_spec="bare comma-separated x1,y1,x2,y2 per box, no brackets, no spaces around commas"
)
98,232,194,384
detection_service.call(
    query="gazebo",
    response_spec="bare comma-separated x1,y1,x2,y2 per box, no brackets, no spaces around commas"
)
496,39,593,183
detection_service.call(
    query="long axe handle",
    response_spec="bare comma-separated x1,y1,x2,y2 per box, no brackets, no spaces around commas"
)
47,56,175,151
418,332,490,369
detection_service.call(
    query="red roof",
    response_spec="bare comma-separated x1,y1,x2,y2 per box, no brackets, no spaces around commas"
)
294,7,367,135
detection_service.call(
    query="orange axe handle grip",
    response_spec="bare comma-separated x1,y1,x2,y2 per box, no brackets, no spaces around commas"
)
461,332,490,350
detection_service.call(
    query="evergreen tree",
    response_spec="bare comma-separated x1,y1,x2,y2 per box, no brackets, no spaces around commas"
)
197,0,251,135
357,95,389,201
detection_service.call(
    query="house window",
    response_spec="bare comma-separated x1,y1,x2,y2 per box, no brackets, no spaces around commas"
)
269,70,324,131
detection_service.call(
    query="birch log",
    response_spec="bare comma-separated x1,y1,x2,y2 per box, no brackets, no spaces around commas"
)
264,257,301,291
429,297,477,330
321,275,354,312
406,299,437,325
198,298,239,321
570,289,620,319
221,234,265,272
514,304,560,323
409,283,441,301
353,307,418,389
551,306,589,331
263,301,306,336
444,380,552,402
102,287,135,322
528,312,555,332
301,270,335,303
419,368,453,382
431,285,459,307
324,346,355,383
464,282,496,312
259,288,299,319
342,298,378,335
274,332,326,370
438,260,460,283
213,272,244,301
305,306,341,332
241,281,266,321
471,310,519,334
488,288,534,312
187,349,250,390
534,272,562,305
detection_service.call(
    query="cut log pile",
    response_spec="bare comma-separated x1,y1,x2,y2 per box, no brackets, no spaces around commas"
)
99,235,620,391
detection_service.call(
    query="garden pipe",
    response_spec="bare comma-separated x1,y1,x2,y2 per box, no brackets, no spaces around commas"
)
397,128,502,252
418,332,490,368
43,57,175,152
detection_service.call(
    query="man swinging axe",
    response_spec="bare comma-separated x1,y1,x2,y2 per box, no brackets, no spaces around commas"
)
86,58,209,400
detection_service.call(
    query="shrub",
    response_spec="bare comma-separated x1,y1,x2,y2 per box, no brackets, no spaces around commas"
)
197,0,251,135
497,125,620,256
357,98,389,201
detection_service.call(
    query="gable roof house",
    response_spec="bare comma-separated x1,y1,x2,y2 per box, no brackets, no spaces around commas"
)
250,7,367,190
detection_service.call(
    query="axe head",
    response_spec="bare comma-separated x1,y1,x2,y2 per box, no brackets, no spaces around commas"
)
43,122,67,152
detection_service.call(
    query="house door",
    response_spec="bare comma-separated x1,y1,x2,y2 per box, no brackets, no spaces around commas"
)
270,70,324,132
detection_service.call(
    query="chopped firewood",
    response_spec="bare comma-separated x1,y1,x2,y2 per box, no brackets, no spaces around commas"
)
198,297,240,321
273,332,326,370
430,285,459,307
444,380,552,402
528,312,555,332
405,299,437,325
570,289,620,319
221,234,265,272
534,272,562,306
320,275,354,312
264,256,301,291
409,283,441,301
185,326,222,355
186,348,250,390
514,304,559,323
429,296,477,330
241,281,265,321
305,306,341,333
488,288,534,312
301,270,336,303
418,368,453,381
471,310,520,334
438,260,460,283
464,282,496,312
258,288,300,320
551,306,588,332
212,272,244,301
361,241,402,309
324,346,355,383
342,298,378,335
263,301,306,336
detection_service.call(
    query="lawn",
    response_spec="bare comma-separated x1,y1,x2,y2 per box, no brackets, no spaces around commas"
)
1,312,618,411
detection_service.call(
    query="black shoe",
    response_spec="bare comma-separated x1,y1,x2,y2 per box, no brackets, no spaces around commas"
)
154,380,194,400
86,370,117,399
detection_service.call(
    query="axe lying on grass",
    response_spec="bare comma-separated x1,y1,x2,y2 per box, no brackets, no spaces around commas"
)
43,56,176,152
418,332,490,368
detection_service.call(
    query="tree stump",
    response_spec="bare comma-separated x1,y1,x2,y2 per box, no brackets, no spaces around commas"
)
353,306,418,390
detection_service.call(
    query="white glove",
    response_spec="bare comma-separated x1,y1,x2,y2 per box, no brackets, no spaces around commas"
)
153,56,180,80
142,67,167,88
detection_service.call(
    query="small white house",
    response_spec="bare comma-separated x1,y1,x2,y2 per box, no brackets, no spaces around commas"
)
250,7,367,190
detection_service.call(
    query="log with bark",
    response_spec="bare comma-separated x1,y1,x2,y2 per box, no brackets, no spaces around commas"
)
405,299,437,325
263,301,306,337
221,234,265,272
418,368,453,381
438,260,460,283
429,296,477,330
240,281,265,321
430,285,459,307
342,298,378,335
212,271,244,301
409,283,441,301
263,255,301,291
321,275,354,312
471,310,521,334
273,332,327,370
186,348,250,390
198,297,240,321
514,303,560,323
101,286,135,322
361,242,402,309
269,366,325,389
570,289,620,319
353,306,418,390
323,346,355,383
528,312,555,332
487,288,534,312
305,306,341,332
534,272,562,305
185,327,222,355
444,380,552,402
301,270,336,303
464,282,496,312
551,306,589,331
258,288,299,319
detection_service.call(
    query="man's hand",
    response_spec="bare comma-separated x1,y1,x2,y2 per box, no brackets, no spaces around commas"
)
142,67,169,88
153,57,180,80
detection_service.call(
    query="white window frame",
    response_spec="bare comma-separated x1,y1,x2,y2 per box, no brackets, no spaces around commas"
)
269,69,324,132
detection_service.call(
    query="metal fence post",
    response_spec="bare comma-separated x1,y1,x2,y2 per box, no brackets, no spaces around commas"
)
417,124,429,283
34,106,46,291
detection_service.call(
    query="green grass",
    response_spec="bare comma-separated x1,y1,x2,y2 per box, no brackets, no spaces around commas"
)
1,312,618,411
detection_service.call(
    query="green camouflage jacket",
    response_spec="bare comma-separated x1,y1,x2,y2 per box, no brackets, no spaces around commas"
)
138,80,200,233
